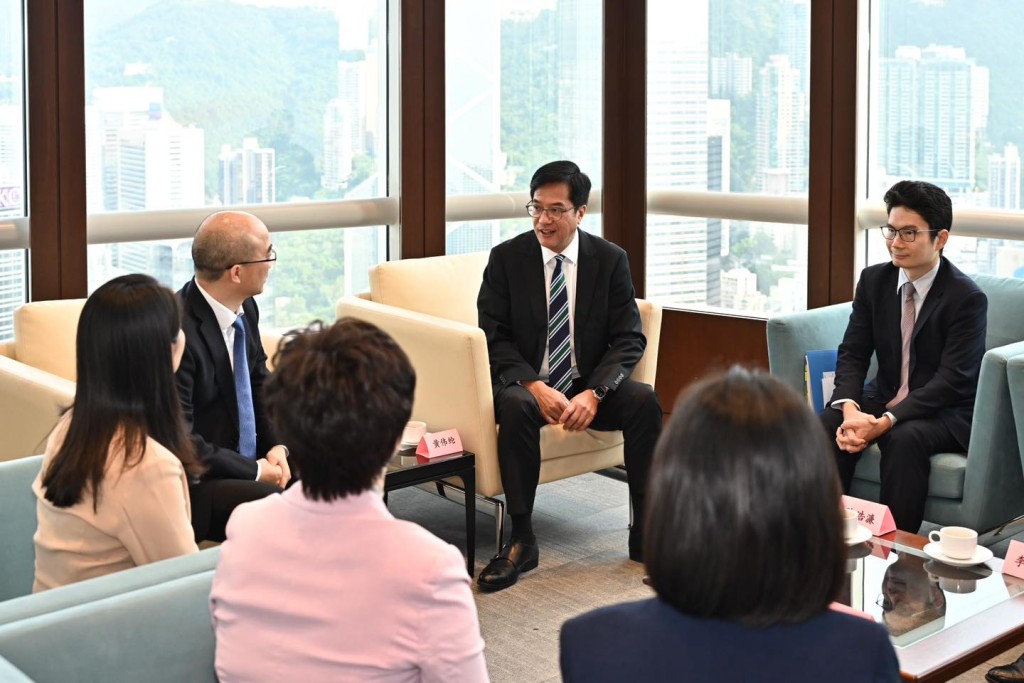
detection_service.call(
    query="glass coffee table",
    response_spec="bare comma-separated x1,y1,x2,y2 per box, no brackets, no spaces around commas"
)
384,448,476,577
842,530,1024,681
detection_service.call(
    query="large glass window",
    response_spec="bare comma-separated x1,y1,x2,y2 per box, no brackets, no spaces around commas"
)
84,0,388,311
445,0,603,254
866,0,1024,276
0,0,26,340
646,0,809,315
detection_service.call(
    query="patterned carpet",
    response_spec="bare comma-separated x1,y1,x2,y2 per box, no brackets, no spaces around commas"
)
386,470,647,683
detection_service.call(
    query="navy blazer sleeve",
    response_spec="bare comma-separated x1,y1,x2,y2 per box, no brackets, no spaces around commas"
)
478,244,543,386
583,246,645,392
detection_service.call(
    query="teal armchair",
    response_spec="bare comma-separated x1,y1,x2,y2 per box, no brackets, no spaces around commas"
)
767,274,1024,533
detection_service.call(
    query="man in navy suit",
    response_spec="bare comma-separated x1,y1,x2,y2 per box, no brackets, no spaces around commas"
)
820,180,987,533
176,211,291,542
476,160,662,591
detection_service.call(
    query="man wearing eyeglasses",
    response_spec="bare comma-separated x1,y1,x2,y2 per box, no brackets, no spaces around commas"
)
476,160,662,592
820,180,987,534
176,210,291,543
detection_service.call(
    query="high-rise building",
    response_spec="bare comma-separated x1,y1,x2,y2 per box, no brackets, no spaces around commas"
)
706,99,731,307
219,137,275,206
322,99,354,191
778,0,810,98
878,45,986,196
445,0,503,254
756,55,806,194
709,53,753,99
0,104,23,217
990,143,1021,210
647,0,710,307
557,0,602,186
118,118,205,211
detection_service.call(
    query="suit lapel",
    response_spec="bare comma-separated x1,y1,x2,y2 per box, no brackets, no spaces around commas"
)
913,258,948,339
523,236,547,333
188,282,240,426
880,266,903,368
574,230,598,361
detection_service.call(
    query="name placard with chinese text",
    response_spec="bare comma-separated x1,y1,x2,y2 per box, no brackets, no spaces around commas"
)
415,429,464,459
841,495,897,536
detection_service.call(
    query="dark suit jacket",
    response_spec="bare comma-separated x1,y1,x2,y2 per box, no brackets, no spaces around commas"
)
176,279,275,481
832,257,987,449
477,229,646,395
560,598,900,682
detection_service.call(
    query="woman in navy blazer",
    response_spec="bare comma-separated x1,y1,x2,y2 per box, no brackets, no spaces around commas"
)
560,368,900,682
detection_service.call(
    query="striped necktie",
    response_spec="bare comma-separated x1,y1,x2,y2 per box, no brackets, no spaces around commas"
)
887,281,917,409
232,316,258,459
547,254,572,395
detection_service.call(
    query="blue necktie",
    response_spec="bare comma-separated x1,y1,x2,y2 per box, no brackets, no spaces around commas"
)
232,316,257,459
547,255,573,395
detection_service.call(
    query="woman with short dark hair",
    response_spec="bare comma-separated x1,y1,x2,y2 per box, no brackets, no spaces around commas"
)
210,318,488,682
33,274,201,592
560,367,899,682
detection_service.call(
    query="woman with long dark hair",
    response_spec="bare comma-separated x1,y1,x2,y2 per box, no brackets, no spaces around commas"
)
560,367,900,682
33,274,203,592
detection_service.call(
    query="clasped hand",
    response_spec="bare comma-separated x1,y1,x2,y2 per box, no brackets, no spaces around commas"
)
523,381,598,432
836,408,891,453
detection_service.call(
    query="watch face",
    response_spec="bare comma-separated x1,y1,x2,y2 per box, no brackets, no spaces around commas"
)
593,386,608,400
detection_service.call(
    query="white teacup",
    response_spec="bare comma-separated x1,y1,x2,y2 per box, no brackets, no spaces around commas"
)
928,526,978,560
402,420,427,446
842,508,859,540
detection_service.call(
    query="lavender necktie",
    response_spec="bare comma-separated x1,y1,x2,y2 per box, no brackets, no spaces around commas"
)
887,281,916,409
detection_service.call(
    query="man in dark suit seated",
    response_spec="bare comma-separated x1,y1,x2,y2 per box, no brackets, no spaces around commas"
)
176,210,291,543
475,160,662,592
820,180,987,533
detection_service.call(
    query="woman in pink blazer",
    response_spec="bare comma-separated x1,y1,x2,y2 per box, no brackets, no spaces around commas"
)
210,319,488,682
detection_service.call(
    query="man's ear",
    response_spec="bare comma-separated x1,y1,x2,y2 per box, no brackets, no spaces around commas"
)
227,265,243,284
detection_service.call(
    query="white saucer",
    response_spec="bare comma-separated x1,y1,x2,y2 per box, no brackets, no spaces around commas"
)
400,441,420,448
923,542,993,567
844,525,873,546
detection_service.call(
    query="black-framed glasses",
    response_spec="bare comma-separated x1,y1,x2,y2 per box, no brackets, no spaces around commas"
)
526,203,577,219
226,247,277,268
880,226,941,242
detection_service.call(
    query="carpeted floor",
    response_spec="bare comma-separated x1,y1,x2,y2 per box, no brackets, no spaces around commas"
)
386,473,1020,683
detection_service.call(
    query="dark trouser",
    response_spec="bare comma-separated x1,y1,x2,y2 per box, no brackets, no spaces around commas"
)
188,478,282,543
494,377,662,532
820,399,960,534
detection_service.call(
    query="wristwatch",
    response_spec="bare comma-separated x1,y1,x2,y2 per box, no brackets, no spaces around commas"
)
591,386,609,403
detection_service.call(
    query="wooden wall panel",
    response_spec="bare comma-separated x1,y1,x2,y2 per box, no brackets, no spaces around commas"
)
653,309,769,412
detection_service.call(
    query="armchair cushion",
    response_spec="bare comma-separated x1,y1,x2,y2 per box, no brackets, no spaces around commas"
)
11,299,85,381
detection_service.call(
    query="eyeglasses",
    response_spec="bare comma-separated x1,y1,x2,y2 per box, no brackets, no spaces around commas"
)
880,226,941,242
526,203,577,219
227,247,277,268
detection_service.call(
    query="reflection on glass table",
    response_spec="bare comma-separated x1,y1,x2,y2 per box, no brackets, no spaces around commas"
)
842,537,1024,649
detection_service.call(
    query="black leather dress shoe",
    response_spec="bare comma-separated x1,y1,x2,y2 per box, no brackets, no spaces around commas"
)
988,654,1024,683
477,538,539,592
628,526,643,563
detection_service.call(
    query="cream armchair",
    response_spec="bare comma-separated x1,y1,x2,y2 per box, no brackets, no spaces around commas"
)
336,251,662,546
0,300,81,461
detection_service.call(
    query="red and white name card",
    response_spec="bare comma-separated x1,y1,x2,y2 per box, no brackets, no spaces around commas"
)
842,495,897,537
1002,540,1024,579
415,429,463,459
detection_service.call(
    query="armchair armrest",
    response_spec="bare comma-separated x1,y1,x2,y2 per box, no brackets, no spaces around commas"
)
0,357,75,462
335,297,503,496
960,341,1024,531
766,303,853,396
